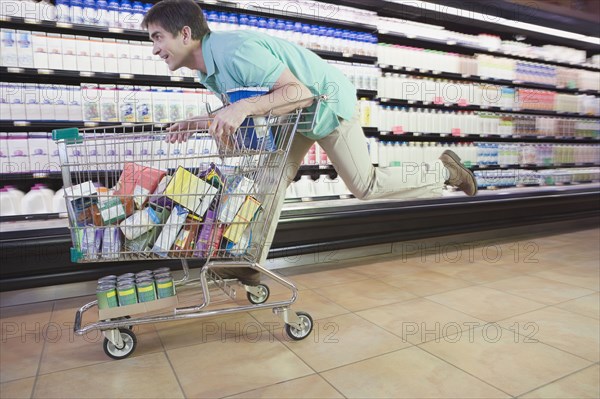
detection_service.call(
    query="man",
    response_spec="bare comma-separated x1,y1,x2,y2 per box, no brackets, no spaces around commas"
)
142,0,477,285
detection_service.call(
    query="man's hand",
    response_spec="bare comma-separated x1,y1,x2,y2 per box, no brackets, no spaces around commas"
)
209,101,252,151
165,116,209,143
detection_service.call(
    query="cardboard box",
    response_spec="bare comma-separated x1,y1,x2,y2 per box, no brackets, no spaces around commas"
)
223,196,261,244
164,166,219,217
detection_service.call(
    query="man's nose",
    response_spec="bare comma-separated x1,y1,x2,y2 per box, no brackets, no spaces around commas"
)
152,45,160,55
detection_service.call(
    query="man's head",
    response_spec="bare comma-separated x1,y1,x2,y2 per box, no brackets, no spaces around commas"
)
142,0,210,71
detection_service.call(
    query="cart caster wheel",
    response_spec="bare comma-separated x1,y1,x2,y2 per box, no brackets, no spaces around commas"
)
103,328,137,360
112,315,133,331
247,284,270,304
285,312,313,340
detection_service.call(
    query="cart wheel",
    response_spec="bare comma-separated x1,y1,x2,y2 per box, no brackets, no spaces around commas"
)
103,328,137,360
285,312,313,340
247,284,270,304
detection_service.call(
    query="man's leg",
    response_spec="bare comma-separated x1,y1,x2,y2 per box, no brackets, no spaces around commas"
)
319,107,445,200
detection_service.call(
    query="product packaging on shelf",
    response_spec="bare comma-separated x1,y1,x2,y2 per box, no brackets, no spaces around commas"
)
16,30,33,68
7,132,30,173
98,84,119,122
113,162,167,209
116,39,131,74
89,37,105,73
28,132,50,172
31,31,48,69
46,32,62,70
61,34,77,70
118,85,137,123
75,35,91,72
222,196,261,244
164,166,219,217
152,204,189,257
102,38,118,74
1,29,18,67
136,86,153,123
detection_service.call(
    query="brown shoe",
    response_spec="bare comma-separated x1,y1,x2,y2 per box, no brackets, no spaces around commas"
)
439,150,478,196
213,267,261,286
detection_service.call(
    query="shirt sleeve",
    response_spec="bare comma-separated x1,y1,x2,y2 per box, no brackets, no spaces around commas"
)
230,40,286,90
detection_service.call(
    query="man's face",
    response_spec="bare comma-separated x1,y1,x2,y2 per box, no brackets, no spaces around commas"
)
148,23,188,71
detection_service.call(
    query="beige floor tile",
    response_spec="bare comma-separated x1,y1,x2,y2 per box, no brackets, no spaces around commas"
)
0,336,44,383
347,258,429,278
226,374,343,398
0,377,35,399
380,270,472,296
357,298,486,345
483,275,595,305
274,313,410,372
532,268,599,291
167,334,313,398
250,289,349,325
0,302,53,341
498,307,600,362
426,286,546,322
283,267,369,289
314,279,417,312
33,352,183,398
426,262,523,284
38,323,164,375
520,364,600,399
420,325,592,397
321,346,509,398
555,293,600,319
155,312,267,351
48,295,97,331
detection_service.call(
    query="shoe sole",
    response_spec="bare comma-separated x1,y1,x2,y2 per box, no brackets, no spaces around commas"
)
442,150,478,196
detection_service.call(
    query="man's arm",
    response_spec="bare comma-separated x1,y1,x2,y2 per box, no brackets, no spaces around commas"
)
208,68,315,143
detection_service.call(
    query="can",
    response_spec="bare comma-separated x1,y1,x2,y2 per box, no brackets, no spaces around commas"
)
153,272,172,281
96,284,118,309
135,271,153,279
136,279,157,302
156,276,176,298
117,272,136,281
152,267,171,275
98,275,117,283
117,282,138,306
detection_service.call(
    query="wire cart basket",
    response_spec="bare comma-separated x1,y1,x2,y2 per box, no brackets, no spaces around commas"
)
53,96,325,359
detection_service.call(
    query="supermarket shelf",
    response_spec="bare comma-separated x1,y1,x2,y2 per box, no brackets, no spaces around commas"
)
379,65,600,97
2,183,598,291
377,98,600,119
0,16,148,41
378,33,600,72
192,0,378,33
0,121,167,133
0,66,203,88
367,130,600,144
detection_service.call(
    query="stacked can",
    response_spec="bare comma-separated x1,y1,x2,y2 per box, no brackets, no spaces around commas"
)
96,275,118,310
135,270,156,303
117,273,138,306
153,267,176,299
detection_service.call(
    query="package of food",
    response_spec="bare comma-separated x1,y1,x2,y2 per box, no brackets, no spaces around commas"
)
119,207,161,240
102,227,122,259
218,175,255,223
113,162,166,209
152,205,189,258
172,217,201,257
164,166,219,217
223,196,261,244
124,206,171,254
193,209,216,257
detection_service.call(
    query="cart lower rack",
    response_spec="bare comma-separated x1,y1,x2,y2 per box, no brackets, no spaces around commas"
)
54,97,324,359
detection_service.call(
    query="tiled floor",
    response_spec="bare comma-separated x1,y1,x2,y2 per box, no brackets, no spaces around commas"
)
1,227,599,398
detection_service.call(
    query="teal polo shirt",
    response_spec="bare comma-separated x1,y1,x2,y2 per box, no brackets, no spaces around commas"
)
197,30,357,140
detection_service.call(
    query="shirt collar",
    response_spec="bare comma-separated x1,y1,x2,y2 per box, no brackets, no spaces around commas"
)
200,33,215,79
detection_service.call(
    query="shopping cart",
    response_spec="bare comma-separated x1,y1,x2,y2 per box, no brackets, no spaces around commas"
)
52,96,325,360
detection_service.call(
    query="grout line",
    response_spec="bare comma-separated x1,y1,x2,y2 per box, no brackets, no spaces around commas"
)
29,301,55,399
414,344,517,398
514,362,600,398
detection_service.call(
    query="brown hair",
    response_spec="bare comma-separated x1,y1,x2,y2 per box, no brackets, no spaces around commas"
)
141,0,210,40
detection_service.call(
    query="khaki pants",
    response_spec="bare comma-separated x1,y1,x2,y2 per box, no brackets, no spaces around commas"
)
257,105,446,264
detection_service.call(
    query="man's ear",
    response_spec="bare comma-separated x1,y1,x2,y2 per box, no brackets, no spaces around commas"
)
181,26,192,43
